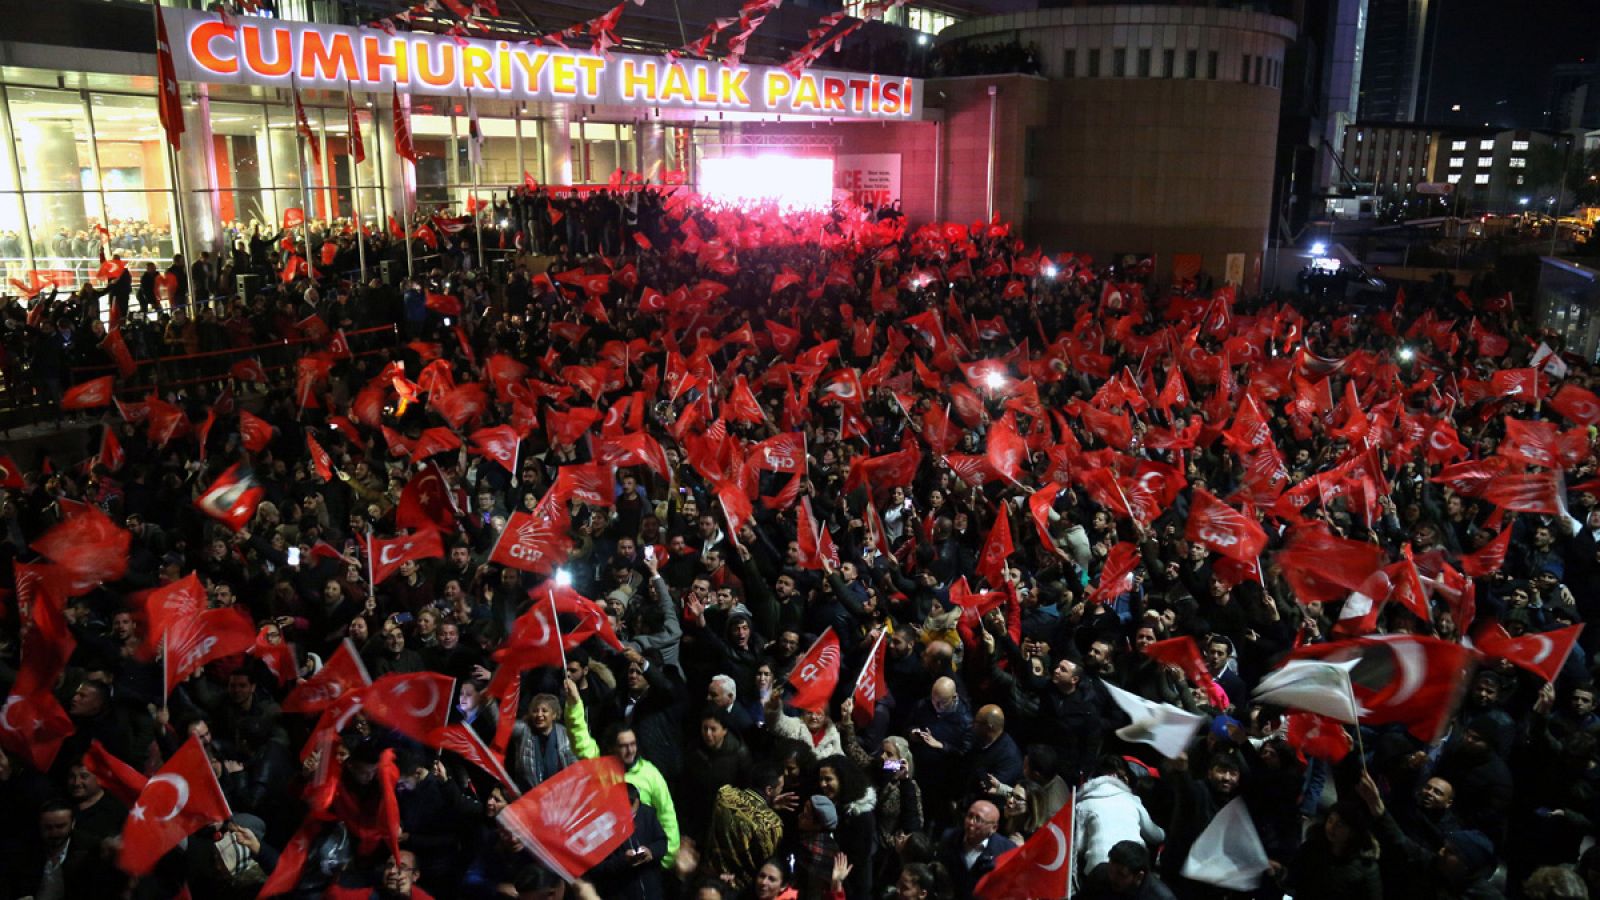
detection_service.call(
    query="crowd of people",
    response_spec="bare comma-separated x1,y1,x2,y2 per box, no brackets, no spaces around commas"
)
0,183,1592,900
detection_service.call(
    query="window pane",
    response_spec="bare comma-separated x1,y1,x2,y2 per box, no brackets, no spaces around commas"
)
0,193,27,277
27,191,108,282
90,94,170,195
9,88,95,191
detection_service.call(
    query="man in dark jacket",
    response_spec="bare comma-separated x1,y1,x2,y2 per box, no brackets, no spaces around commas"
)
1075,841,1178,900
588,783,670,900
938,799,1016,900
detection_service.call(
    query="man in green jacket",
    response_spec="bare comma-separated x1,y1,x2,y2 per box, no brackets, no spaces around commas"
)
562,677,680,868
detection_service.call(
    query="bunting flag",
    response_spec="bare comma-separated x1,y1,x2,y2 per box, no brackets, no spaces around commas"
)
153,1,184,149
392,85,417,163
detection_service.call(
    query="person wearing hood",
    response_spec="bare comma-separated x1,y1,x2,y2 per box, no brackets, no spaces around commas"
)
681,707,754,839
1356,771,1506,899
1073,756,1166,880
815,754,877,900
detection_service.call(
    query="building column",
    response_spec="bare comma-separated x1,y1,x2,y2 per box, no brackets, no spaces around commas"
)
544,105,573,186
17,121,87,242
179,87,222,261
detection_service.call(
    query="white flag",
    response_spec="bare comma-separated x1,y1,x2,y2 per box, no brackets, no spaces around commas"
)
1181,797,1270,891
1103,682,1205,759
1252,659,1360,724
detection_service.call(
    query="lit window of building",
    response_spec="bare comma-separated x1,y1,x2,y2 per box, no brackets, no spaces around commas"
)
1479,139,1494,150
1447,173,1462,184
1451,140,1467,151
1474,173,1490,184
1511,140,1529,151
1477,157,1493,167
1448,157,1464,168
1509,157,1526,168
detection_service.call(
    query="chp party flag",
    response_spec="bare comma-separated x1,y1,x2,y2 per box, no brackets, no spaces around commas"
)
62,375,115,409
1185,488,1267,563
489,506,572,575
498,757,633,882
850,633,888,726
974,796,1075,900
786,629,841,712
282,638,372,714
163,607,257,698
119,735,231,875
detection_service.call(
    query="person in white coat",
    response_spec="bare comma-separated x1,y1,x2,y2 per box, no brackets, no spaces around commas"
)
1074,756,1166,889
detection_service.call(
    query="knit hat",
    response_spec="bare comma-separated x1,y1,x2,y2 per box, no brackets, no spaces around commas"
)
809,795,838,830
1443,830,1495,874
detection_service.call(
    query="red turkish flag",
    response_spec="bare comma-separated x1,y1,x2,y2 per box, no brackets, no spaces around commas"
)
794,497,830,571
1461,528,1512,577
283,639,372,714
391,86,417,162
230,358,269,384
1424,418,1468,465
974,796,1075,900
498,757,633,881
851,634,888,727
32,505,130,592
766,319,802,355
238,410,273,453
119,735,231,875
1552,384,1600,427
195,463,264,532
986,412,1027,483
1186,488,1267,563
368,528,445,585
362,672,455,744
98,425,125,471
1289,634,1478,741
786,629,841,712
62,375,115,410
153,0,184,149
0,453,21,488
163,606,256,697
396,465,458,532
977,507,1014,586
1476,622,1583,683
0,690,74,773
1286,712,1352,763
489,505,572,575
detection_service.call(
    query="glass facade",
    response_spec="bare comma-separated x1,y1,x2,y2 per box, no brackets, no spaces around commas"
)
0,69,703,288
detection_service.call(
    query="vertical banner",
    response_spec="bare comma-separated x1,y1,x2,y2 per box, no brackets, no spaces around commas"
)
835,154,902,208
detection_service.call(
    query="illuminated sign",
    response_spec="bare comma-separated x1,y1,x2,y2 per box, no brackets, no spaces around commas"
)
163,8,921,121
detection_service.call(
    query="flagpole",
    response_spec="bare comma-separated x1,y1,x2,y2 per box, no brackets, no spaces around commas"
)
549,587,567,670
467,88,486,273
290,76,315,285
347,79,369,284
161,632,169,714
366,526,377,605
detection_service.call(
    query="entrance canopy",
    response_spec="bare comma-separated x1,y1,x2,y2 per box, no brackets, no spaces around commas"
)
163,8,923,124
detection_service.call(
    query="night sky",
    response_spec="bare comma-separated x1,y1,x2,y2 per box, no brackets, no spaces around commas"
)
1425,0,1598,128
